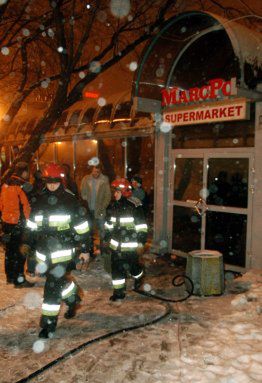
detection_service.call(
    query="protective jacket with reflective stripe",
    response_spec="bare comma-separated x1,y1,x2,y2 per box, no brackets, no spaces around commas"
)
104,196,148,251
26,185,91,259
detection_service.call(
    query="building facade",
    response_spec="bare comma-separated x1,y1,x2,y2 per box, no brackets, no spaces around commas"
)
133,11,262,270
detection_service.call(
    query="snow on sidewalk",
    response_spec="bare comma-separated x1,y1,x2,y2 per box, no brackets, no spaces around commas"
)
0,248,261,383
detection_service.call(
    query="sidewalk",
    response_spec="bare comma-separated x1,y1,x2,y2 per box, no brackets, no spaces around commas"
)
0,247,261,383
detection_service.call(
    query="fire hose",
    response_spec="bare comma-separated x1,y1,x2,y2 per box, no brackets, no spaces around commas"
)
15,274,193,383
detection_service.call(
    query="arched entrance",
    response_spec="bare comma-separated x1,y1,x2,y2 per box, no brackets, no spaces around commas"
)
133,11,262,269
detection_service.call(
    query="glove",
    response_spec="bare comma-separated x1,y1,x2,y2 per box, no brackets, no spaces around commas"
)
79,252,90,263
136,243,144,256
19,244,31,256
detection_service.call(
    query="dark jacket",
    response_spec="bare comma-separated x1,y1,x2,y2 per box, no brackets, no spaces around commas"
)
104,196,148,252
26,185,90,265
65,177,79,198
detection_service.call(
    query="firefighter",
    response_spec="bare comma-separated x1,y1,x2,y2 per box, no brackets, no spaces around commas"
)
104,178,148,301
26,163,91,338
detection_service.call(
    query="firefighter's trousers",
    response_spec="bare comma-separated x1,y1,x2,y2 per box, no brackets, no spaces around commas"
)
110,250,143,295
40,264,79,331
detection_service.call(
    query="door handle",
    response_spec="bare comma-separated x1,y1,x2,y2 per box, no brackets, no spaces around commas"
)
194,198,208,216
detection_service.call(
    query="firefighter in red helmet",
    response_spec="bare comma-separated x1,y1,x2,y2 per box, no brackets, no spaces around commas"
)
104,178,148,301
26,163,91,338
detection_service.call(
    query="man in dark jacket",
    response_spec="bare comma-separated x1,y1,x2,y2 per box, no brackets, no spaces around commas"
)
0,161,33,287
26,163,91,338
104,178,148,301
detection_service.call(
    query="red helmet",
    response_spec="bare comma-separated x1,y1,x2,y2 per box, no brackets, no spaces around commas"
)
42,163,65,183
111,178,132,198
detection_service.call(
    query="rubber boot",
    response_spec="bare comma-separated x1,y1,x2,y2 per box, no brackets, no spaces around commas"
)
39,316,57,338
64,305,77,319
64,295,81,319
134,277,144,291
109,289,126,301
38,327,55,338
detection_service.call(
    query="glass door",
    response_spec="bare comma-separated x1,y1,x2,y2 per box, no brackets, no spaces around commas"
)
170,150,253,268
171,154,204,252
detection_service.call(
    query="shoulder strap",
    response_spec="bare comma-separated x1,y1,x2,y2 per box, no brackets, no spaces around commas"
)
16,187,26,222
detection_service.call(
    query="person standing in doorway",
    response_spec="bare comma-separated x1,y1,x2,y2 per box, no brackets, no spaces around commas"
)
80,164,111,256
131,175,147,204
62,163,79,198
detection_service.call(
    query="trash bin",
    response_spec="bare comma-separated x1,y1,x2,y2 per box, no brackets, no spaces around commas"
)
186,250,224,296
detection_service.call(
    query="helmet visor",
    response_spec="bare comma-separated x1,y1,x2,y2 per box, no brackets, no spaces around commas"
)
43,176,62,183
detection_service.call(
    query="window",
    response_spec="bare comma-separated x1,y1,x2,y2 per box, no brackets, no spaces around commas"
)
55,111,68,129
68,110,81,127
96,104,113,122
81,108,95,124
114,102,132,119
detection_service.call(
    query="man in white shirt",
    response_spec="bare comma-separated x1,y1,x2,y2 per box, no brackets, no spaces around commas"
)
80,165,111,256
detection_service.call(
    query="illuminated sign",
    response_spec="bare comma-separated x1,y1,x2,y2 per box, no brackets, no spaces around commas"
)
163,99,249,126
161,78,237,107
84,91,99,99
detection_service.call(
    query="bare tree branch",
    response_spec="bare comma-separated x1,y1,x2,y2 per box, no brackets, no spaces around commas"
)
19,44,28,91
50,0,69,73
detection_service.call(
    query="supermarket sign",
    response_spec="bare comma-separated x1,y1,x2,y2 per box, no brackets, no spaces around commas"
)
163,98,249,126
161,78,249,126
161,78,237,106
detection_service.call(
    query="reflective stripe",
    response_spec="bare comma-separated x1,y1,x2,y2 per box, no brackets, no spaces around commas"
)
109,240,138,251
62,281,77,299
42,303,60,316
133,270,144,279
110,217,116,222
112,278,125,289
120,216,135,228
112,279,125,285
121,242,138,249
135,223,148,232
35,215,43,223
36,251,47,262
50,249,73,264
49,215,71,223
109,238,119,250
49,215,71,230
105,222,114,229
74,220,89,234
120,217,134,223
26,219,37,229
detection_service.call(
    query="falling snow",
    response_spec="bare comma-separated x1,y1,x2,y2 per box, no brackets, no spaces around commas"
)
1,47,9,56
129,62,138,71
97,97,106,107
159,122,172,133
89,61,101,74
110,0,130,18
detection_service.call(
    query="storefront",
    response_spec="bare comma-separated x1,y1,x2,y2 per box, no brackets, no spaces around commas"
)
1,90,155,208
133,11,262,270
